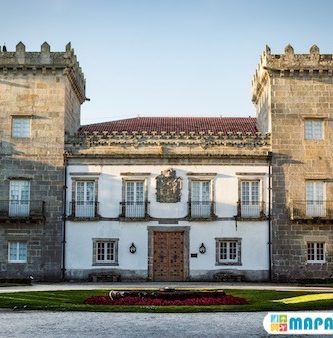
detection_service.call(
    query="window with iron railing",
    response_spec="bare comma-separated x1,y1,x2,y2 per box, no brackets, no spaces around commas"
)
70,181,98,218
1,181,44,219
189,180,213,219
238,180,264,218
120,180,149,219
306,181,325,217
0,200,45,219
290,200,333,220
9,180,30,217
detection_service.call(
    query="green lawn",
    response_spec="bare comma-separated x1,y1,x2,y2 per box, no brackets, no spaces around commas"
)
0,289,333,312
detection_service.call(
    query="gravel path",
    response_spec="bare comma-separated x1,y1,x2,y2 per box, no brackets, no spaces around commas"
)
0,310,284,338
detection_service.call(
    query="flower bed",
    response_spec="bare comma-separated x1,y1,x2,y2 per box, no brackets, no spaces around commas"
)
84,294,248,306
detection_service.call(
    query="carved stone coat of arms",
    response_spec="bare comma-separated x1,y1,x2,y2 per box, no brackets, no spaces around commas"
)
156,169,182,203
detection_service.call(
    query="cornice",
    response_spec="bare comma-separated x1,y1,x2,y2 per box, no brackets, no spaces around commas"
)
65,131,271,152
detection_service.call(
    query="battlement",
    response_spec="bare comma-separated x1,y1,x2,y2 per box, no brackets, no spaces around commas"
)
0,42,86,103
252,44,333,103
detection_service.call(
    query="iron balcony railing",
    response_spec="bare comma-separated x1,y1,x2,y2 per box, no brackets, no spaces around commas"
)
237,201,266,218
0,200,45,218
68,201,99,218
290,200,333,220
188,201,216,219
119,201,150,219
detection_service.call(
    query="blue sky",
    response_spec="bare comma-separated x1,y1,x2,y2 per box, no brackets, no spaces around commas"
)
1,0,333,124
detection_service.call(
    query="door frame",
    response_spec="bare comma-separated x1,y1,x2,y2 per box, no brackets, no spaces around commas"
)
147,226,190,281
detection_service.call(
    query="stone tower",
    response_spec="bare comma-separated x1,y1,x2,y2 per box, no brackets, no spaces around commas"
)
252,45,333,280
0,42,85,280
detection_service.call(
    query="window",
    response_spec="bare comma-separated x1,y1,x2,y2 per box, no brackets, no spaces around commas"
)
9,180,30,217
93,239,118,265
8,241,27,263
304,119,323,140
216,239,241,265
96,241,115,263
240,180,261,217
307,242,325,263
190,180,211,218
306,181,325,217
12,117,31,138
75,181,96,217
124,180,145,218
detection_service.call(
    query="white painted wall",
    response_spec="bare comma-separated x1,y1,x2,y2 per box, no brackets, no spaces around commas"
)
66,220,268,271
65,164,269,275
66,221,148,270
66,165,269,219
189,221,269,270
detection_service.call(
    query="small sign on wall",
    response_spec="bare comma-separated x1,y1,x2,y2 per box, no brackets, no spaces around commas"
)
191,253,198,258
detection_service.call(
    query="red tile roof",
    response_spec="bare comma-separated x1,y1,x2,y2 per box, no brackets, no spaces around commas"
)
79,117,257,134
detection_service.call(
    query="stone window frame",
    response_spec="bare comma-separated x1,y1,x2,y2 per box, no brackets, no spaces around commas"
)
303,118,325,140
187,173,217,219
215,238,242,266
304,235,328,265
11,115,32,139
236,173,267,218
7,240,28,263
92,238,119,266
70,173,100,218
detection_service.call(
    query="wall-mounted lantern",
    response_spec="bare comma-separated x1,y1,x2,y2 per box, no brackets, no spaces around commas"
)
129,242,137,254
199,243,206,254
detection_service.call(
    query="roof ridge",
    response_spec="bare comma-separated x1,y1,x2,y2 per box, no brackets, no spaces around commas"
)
81,116,256,127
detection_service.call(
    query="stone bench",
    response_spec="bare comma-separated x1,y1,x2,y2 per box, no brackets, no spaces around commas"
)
89,272,121,283
213,271,245,282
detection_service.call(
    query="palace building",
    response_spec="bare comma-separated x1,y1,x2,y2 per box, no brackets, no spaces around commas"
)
65,117,270,281
0,43,332,282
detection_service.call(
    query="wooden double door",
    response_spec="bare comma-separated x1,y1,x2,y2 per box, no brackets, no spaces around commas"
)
153,231,185,281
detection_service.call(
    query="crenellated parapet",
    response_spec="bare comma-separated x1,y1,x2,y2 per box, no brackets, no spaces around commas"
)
252,44,333,103
0,42,86,103
65,131,271,158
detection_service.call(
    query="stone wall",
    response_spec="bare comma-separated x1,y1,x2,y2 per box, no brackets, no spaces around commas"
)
253,45,333,280
65,78,81,135
0,42,85,280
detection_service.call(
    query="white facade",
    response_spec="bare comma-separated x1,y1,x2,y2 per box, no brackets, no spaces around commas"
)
65,164,269,281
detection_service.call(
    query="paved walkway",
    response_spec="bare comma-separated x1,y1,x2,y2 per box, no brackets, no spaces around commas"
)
0,281,332,293
0,311,289,338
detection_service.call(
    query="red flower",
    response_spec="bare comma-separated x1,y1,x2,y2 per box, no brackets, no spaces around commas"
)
84,294,248,306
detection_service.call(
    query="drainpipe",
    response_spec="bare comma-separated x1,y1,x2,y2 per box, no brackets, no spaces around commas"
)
267,151,272,281
62,154,68,281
